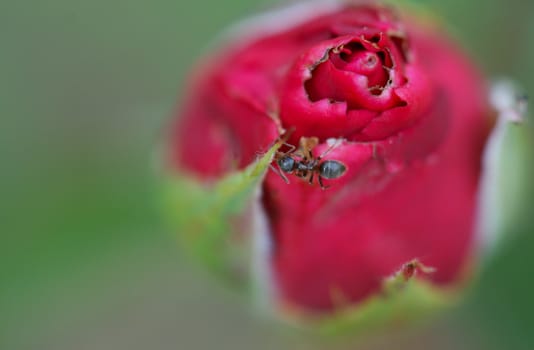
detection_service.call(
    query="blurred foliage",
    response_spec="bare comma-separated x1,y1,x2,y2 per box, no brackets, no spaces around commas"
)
1,0,533,349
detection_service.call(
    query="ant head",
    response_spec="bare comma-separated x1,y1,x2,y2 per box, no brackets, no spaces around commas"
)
319,160,346,179
278,156,296,173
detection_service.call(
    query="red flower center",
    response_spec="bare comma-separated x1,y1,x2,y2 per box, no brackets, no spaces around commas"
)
305,41,398,106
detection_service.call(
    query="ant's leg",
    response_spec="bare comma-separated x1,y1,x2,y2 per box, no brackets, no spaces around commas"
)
277,127,296,152
281,142,296,153
318,176,330,190
269,164,290,184
308,172,314,185
271,127,295,153
275,151,290,160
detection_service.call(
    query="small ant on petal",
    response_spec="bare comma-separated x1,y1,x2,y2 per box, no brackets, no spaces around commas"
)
270,133,347,190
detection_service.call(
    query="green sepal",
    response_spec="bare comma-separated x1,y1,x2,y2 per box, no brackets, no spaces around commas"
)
163,142,280,289
284,266,456,337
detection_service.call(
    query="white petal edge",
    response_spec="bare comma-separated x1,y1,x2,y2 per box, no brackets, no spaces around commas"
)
476,78,530,259
250,181,278,317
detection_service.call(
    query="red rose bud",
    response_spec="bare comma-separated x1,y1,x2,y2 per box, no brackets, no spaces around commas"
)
166,2,496,324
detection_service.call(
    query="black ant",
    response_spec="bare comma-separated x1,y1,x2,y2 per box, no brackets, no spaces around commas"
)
270,135,347,190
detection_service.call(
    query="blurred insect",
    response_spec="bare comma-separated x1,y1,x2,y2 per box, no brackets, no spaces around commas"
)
400,259,436,281
270,134,347,190
382,259,436,296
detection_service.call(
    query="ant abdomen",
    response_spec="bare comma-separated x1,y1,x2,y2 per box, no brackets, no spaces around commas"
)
319,160,347,179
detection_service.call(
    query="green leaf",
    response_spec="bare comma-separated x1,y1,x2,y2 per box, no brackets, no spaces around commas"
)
163,142,280,289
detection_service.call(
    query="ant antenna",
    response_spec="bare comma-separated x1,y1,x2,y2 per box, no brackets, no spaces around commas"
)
317,138,342,161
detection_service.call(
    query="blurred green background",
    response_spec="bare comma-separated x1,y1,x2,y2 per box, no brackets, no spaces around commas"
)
1,0,533,349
